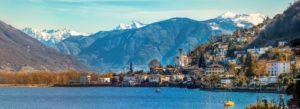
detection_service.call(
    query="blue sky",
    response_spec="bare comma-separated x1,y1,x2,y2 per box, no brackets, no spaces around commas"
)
0,0,294,33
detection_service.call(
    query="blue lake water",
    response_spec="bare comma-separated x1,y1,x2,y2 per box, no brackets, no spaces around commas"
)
0,87,291,109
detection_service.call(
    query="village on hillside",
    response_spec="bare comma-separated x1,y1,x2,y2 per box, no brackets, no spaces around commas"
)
65,21,300,94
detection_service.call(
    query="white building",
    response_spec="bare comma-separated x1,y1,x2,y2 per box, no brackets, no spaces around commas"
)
259,76,278,84
122,76,137,86
148,74,160,83
160,75,171,83
220,79,232,84
267,62,290,77
171,74,185,82
205,63,225,75
247,47,271,56
216,44,228,56
123,76,136,82
98,77,111,83
176,49,190,67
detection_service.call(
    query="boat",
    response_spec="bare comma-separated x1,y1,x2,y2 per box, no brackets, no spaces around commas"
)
224,101,235,107
155,88,161,93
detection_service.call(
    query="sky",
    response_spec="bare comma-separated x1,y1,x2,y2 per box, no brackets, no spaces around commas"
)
0,0,295,33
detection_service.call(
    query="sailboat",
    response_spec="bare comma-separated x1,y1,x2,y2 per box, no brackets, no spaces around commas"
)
155,87,161,93
224,100,235,107
224,82,235,107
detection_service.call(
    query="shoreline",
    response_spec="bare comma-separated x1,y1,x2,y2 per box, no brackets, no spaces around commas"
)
0,84,285,94
0,84,51,87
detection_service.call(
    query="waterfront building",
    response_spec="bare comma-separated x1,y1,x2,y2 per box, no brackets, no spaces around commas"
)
98,77,111,83
122,75,136,86
259,76,277,84
171,74,185,82
148,74,160,83
205,63,225,75
160,75,171,83
80,74,91,84
267,61,290,77
136,74,148,83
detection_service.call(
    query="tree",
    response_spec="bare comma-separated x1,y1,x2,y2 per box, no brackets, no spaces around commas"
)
198,53,206,68
228,62,237,75
245,53,257,77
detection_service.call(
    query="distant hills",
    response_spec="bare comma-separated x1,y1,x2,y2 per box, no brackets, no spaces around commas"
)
23,12,266,72
0,21,88,71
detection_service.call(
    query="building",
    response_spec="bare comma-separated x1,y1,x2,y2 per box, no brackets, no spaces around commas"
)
171,74,185,82
259,76,278,84
212,43,229,62
267,61,290,77
216,44,228,56
80,74,91,84
160,75,171,83
136,74,148,83
234,50,247,58
148,74,160,83
220,78,232,84
98,77,111,83
122,75,136,86
205,63,225,75
278,41,287,47
176,49,190,67
247,47,271,56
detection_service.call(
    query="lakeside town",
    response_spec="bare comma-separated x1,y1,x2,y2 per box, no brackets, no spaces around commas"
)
53,22,300,95
1,0,300,109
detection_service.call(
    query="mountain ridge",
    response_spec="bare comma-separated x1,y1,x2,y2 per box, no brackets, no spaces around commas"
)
0,20,89,72
55,13,266,72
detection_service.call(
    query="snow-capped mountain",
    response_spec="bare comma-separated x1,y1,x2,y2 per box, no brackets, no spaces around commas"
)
203,12,266,34
0,20,88,71
22,28,89,46
216,11,266,28
54,12,267,72
115,21,146,30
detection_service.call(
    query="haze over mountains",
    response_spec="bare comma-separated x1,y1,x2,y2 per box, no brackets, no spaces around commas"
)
0,21,88,71
22,12,266,72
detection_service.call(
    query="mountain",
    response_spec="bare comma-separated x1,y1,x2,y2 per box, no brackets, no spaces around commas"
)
0,21,88,71
115,21,146,30
251,1,300,47
218,11,266,26
205,12,266,32
54,12,266,72
22,28,89,47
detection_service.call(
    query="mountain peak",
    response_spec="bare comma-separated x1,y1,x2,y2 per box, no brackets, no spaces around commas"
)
115,21,146,30
22,27,90,45
216,11,266,26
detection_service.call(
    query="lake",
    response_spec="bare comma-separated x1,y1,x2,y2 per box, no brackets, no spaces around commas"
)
0,87,291,109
